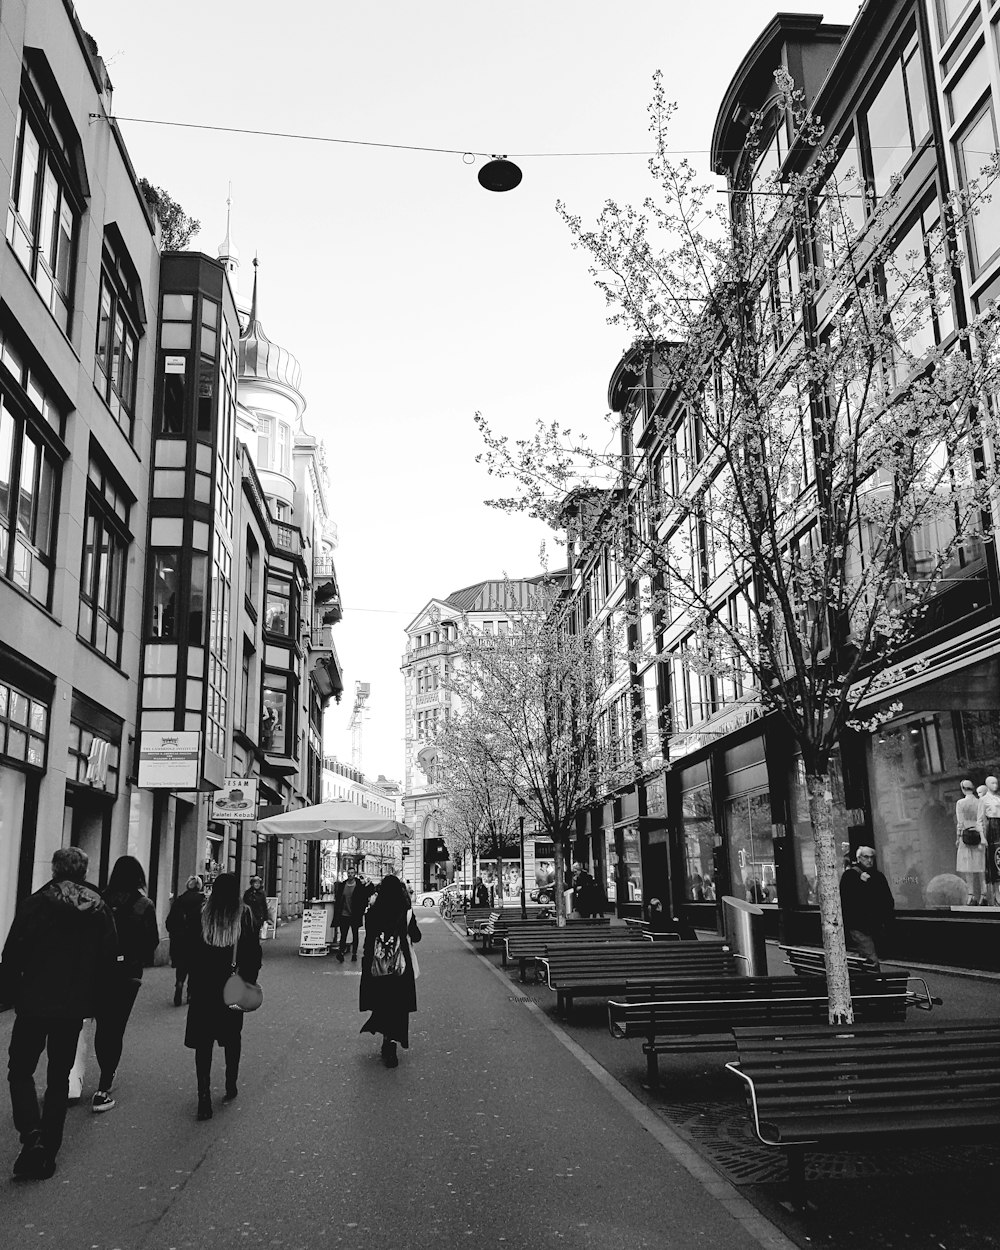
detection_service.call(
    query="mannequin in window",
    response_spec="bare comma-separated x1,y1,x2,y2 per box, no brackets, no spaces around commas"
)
955,779,986,905
978,776,1000,905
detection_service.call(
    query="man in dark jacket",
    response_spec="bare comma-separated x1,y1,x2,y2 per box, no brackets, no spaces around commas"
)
242,876,270,936
0,847,117,1180
839,845,895,971
333,865,372,962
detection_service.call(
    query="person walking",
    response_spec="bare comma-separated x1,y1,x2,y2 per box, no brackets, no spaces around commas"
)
166,875,205,1005
839,846,895,971
91,856,160,1114
0,847,117,1180
184,873,261,1121
243,875,270,937
359,875,422,1068
333,865,371,962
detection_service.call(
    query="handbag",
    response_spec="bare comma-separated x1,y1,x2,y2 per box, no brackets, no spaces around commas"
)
961,828,982,847
224,942,263,1012
370,932,405,977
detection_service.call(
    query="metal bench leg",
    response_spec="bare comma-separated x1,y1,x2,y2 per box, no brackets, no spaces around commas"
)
642,1046,659,1090
783,1147,809,1214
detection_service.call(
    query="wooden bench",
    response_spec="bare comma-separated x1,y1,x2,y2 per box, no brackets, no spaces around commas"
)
780,945,939,1010
625,917,692,941
608,974,912,1089
503,927,629,981
485,914,606,954
463,909,498,941
540,941,735,1015
726,1021,1000,1208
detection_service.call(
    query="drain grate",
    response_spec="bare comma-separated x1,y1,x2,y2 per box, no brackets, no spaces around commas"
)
651,1097,1000,1186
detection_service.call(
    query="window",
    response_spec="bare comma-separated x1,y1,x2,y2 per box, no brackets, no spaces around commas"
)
955,101,1000,274
78,457,131,663
863,34,930,201
0,681,48,769
207,533,231,755
265,575,295,636
884,198,955,366
261,671,293,755
937,0,976,40
257,415,273,469
816,132,864,270
0,386,61,609
244,531,258,609
94,236,142,438
149,550,180,638
240,646,252,733
158,294,193,432
946,39,988,127
6,62,82,333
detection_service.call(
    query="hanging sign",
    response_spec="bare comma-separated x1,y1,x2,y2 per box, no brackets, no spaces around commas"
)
138,731,201,789
211,777,259,821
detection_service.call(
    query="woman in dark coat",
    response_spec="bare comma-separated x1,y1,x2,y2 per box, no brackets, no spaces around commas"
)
184,873,261,1120
359,875,421,1068
165,875,205,1006
92,856,160,1113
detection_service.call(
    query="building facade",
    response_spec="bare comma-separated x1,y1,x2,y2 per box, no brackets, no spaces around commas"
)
320,756,402,885
401,578,553,899
564,2,1000,969
0,0,159,938
0,0,345,946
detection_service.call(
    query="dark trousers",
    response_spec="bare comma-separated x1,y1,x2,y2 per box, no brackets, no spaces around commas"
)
195,1038,240,1094
847,927,881,972
338,919,360,956
94,978,141,1090
8,1014,83,1154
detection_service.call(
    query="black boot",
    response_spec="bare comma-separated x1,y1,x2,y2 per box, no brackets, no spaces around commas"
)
174,982,183,1007
12,1131,46,1179
196,1091,213,1121
382,1040,398,1068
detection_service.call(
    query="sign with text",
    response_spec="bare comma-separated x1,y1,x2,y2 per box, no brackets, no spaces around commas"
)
299,905,330,956
138,731,201,789
211,777,259,821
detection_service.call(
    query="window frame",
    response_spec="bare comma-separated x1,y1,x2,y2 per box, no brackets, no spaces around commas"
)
78,456,132,665
93,240,142,439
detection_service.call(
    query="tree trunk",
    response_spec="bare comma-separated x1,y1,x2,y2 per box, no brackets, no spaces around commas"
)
806,772,854,1024
553,839,566,927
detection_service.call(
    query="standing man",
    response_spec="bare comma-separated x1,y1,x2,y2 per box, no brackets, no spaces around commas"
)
839,846,895,972
0,847,117,1180
333,865,371,963
243,875,270,937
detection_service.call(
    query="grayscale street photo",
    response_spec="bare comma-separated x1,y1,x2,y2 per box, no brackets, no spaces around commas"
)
0,0,997,1247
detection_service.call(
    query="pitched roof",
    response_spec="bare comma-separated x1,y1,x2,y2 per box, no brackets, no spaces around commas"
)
442,576,547,615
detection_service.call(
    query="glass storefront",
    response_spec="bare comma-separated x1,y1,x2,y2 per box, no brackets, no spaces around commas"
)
681,781,716,900
618,826,643,904
869,708,1000,910
725,791,776,903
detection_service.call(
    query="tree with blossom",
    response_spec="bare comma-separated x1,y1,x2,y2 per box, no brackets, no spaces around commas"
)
476,72,1000,1019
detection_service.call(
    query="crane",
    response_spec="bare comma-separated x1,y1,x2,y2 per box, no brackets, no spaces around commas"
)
347,681,370,771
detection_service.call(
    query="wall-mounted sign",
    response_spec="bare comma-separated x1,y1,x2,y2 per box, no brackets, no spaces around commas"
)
164,355,186,374
211,777,259,821
138,730,201,789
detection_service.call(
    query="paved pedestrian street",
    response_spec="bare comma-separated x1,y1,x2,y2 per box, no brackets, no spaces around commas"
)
0,916,997,1250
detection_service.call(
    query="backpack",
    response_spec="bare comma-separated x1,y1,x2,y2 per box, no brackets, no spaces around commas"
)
371,932,405,977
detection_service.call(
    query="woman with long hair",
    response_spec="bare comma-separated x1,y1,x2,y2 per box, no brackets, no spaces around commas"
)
358,875,421,1068
184,873,261,1120
91,855,159,1113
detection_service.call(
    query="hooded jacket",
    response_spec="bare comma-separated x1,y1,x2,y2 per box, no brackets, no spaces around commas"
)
0,879,118,1018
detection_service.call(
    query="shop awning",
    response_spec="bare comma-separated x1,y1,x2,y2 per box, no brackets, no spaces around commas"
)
254,799,412,842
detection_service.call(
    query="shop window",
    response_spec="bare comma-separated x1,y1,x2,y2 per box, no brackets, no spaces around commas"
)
79,457,131,664
6,61,83,333
870,708,1000,909
725,791,776,903
863,32,930,202
681,782,717,901
66,721,120,794
615,828,643,904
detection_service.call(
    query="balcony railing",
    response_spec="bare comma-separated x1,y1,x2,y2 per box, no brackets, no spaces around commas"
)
314,555,337,580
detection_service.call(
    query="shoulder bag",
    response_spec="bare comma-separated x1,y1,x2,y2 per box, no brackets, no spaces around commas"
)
224,941,263,1012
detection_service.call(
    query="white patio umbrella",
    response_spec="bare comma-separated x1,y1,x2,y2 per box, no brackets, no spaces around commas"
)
254,799,412,842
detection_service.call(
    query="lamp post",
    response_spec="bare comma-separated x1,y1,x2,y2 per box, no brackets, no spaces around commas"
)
517,797,527,919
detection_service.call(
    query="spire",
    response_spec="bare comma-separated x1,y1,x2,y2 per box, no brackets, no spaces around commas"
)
249,253,259,325
217,183,240,275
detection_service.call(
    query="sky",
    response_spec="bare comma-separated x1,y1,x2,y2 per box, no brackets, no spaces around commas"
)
81,0,861,783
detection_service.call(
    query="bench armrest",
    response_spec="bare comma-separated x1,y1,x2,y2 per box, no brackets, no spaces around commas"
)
906,976,941,1011
725,1061,822,1149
